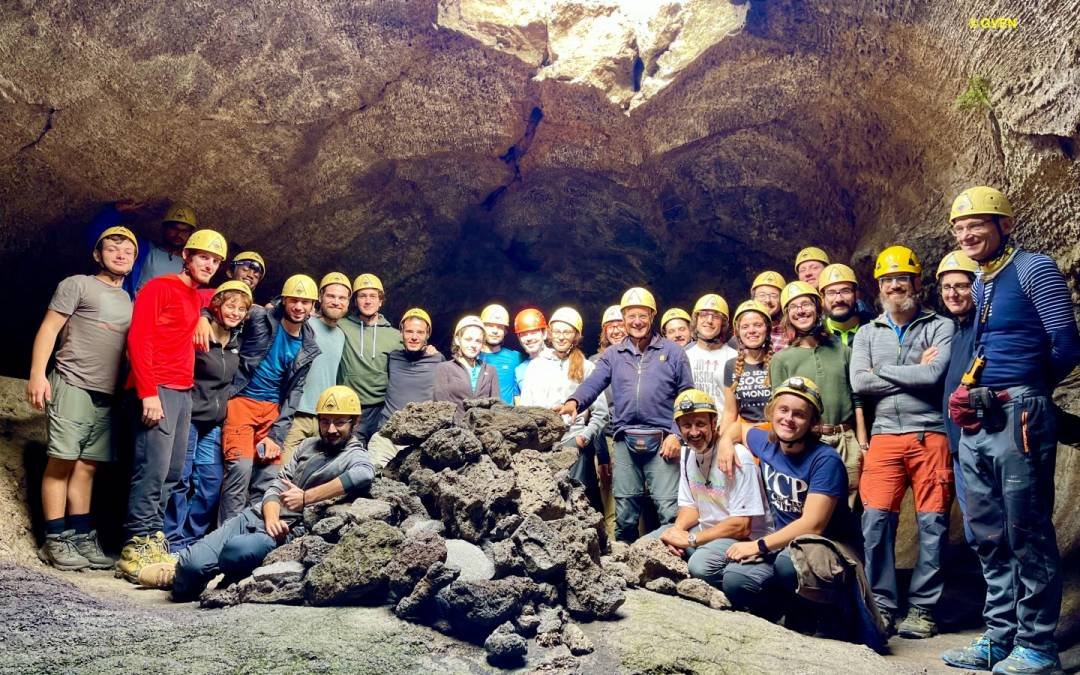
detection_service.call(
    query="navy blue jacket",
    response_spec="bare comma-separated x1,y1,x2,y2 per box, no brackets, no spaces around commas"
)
570,334,694,436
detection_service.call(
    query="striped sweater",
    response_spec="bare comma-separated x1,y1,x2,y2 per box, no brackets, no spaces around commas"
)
972,249,1080,391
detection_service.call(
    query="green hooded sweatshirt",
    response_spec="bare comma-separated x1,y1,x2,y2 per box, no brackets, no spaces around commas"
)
337,312,403,405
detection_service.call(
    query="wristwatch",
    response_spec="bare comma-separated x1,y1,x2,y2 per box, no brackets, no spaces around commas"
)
756,538,769,555
687,532,698,547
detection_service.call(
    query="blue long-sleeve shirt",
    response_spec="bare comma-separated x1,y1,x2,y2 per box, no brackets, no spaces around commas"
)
569,334,694,437
973,249,1080,392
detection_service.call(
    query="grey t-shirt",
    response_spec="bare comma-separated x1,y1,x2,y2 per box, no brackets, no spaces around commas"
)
297,317,346,415
49,275,133,394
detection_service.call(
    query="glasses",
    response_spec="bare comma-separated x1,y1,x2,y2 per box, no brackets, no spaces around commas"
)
879,275,913,287
753,291,780,302
941,282,972,294
787,300,816,313
550,329,576,338
952,221,993,237
696,310,723,321
232,261,263,274
823,288,854,300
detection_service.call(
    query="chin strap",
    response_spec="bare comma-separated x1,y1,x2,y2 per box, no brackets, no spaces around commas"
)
979,240,1017,280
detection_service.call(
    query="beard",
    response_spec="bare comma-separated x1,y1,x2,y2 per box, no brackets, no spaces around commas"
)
882,295,916,314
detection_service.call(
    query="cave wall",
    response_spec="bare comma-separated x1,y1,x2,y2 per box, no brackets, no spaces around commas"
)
1,0,1077,356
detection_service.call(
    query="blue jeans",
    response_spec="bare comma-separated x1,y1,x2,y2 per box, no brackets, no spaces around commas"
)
612,438,679,542
164,423,223,549
645,526,737,588
173,508,278,601
722,549,799,617
959,386,1060,653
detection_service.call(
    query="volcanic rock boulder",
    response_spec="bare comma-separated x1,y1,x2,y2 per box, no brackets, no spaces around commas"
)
394,561,461,622
385,531,449,600
305,520,405,606
420,426,484,470
463,405,567,457
484,621,528,667
511,514,568,580
433,455,519,543
512,449,568,520
435,576,540,638
381,401,457,445
624,538,690,586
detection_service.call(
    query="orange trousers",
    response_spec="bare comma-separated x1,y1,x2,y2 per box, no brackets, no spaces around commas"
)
859,431,953,513
222,397,281,464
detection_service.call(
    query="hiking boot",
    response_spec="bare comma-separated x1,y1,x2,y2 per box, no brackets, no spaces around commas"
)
37,531,90,571
137,561,176,589
117,534,158,582
69,530,113,570
942,633,1011,670
991,646,1064,674
897,606,938,639
146,531,177,563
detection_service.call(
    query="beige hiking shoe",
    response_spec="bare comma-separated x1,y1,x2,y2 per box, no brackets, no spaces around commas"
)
137,561,176,589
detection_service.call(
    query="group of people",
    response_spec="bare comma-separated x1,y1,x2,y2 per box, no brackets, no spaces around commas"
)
28,186,1077,674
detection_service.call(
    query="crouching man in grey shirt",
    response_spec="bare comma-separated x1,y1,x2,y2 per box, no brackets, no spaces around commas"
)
137,386,375,599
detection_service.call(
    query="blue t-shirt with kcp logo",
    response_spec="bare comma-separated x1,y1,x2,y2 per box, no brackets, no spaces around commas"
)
745,427,858,545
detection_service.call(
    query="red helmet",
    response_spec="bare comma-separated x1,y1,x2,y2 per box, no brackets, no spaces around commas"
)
514,308,547,334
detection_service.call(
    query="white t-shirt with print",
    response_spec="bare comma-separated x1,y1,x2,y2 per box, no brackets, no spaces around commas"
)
677,443,768,539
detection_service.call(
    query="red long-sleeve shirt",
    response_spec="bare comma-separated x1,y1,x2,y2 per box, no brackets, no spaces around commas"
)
126,275,200,399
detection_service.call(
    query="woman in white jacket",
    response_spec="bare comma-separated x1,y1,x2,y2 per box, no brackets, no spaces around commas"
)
519,307,609,487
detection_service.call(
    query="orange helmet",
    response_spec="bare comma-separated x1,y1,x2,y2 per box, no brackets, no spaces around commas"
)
514,308,547,334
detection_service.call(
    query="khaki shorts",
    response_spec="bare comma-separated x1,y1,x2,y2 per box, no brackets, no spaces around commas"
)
46,371,115,462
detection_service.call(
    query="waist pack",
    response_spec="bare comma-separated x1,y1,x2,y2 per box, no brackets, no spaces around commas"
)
948,386,1010,433
621,427,665,455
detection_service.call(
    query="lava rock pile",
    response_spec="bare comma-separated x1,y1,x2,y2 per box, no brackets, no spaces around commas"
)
201,399,730,667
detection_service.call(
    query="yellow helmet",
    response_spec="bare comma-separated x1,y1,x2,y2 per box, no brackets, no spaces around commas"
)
163,202,197,228
601,305,622,325
455,315,486,335
319,272,351,291
184,229,228,260
352,273,384,294
233,251,266,272
282,274,318,300
874,245,922,279
95,226,139,258
950,186,1013,222
212,280,253,302
660,308,691,329
733,300,772,326
550,307,584,333
673,389,718,420
794,246,830,272
315,385,362,416
936,251,979,278
751,270,786,292
480,304,511,327
771,376,823,414
692,294,729,319
780,281,821,310
620,287,657,313
818,263,858,291
400,307,432,331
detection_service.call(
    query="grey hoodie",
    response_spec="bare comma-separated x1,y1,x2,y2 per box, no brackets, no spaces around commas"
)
262,435,374,522
849,308,954,435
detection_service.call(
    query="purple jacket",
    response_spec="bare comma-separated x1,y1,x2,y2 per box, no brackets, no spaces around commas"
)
569,334,694,436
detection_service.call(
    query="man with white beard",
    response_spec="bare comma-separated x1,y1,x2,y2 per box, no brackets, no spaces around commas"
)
849,246,955,640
